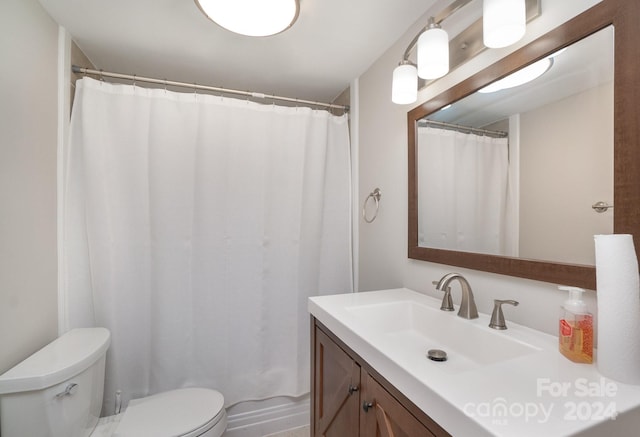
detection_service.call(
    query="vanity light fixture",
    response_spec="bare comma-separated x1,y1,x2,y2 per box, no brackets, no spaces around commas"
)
483,0,526,48
417,18,450,80
392,61,419,105
392,0,539,105
195,0,299,37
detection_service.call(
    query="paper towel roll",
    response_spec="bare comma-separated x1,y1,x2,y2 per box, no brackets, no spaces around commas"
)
594,234,640,384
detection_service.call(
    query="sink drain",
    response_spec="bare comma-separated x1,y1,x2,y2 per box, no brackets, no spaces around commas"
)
427,349,447,362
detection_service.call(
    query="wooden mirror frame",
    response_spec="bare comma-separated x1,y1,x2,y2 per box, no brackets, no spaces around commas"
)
408,0,640,291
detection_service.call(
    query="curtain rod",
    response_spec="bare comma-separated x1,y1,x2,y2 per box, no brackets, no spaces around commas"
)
72,65,349,112
419,119,508,138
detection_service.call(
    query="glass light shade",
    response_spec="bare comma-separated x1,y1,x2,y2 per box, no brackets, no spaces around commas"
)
483,0,526,48
478,57,552,93
392,63,418,104
196,0,299,37
417,27,449,80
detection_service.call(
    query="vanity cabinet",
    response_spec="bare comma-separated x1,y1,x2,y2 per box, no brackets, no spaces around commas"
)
311,319,450,437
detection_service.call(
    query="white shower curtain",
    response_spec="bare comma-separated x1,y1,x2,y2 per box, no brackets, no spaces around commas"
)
417,126,516,256
62,78,352,412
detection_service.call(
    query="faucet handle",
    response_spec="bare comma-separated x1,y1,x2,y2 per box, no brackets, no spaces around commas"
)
489,299,519,330
432,280,454,312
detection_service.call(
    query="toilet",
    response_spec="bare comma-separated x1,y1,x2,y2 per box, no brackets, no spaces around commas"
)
0,328,227,437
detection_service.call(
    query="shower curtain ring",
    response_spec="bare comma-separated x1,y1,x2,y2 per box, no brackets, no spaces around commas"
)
132,74,136,87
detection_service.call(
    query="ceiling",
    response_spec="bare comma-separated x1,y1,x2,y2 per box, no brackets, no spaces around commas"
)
39,0,437,103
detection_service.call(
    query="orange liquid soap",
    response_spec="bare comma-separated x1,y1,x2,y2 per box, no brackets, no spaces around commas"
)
558,286,593,364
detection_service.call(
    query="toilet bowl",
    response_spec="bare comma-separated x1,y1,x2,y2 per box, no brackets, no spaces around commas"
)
0,328,227,437
103,388,227,437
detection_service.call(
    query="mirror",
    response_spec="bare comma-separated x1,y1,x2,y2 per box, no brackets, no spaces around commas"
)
417,27,613,266
408,0,640,290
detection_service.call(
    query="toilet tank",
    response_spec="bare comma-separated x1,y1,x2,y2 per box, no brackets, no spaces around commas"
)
0,328,110,437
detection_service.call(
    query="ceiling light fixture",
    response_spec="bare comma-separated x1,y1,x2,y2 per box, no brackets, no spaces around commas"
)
195,0,299,37
391,0,540,105
477,57,552,93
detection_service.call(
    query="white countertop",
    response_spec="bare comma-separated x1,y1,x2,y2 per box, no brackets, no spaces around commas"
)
309,288,640,436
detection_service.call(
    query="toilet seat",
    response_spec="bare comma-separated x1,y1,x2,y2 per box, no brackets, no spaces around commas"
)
113,388,225,437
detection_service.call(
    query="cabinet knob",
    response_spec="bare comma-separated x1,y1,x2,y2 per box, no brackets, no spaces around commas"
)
362,401,373,412
348,384,359,395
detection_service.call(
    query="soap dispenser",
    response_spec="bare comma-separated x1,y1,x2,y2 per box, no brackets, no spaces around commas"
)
558,286,593,364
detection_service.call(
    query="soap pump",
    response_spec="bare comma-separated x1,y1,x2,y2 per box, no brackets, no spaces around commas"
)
558,286,593,363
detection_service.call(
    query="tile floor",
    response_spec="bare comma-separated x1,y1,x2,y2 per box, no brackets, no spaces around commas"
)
263,425,310,437
95,413,310,437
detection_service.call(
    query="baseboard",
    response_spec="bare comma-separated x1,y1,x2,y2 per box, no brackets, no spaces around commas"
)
224,397,310,437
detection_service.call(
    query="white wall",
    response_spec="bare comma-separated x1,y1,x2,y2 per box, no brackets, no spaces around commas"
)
0,0,59,372
520,82,613,265
357,0,602,336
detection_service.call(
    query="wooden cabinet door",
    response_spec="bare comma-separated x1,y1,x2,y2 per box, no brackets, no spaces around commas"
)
360,372,436,437
314,328,361,437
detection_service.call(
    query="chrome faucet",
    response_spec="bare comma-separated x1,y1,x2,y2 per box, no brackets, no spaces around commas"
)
435,273,479,319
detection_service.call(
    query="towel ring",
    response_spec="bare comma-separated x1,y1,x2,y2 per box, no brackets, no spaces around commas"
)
363,188,382,223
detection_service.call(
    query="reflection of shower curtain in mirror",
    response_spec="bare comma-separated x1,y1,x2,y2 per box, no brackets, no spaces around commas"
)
418,127,516,256
62,78,352,413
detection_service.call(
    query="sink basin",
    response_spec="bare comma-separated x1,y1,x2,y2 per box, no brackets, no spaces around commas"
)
345,300,540,373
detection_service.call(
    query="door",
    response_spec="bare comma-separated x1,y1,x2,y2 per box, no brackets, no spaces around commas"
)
360,372,436,437
314,328,361,437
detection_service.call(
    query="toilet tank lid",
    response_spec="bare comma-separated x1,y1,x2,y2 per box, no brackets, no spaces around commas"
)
0,328,110,395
